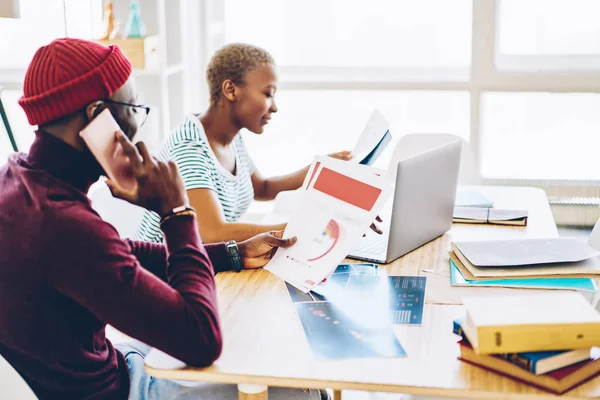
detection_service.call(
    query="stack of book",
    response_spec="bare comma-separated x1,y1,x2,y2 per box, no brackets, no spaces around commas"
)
454,292,600,394
449,237,600,291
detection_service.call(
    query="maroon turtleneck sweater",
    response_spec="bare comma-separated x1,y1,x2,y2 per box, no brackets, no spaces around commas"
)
0,131,232,399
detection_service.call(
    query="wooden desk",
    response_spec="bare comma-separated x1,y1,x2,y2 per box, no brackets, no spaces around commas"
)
145,186,600,399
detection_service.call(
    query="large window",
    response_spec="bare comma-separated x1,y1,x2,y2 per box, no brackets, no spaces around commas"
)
225,0,472,70
498,1,600,56
203,0,600,185
481,92,600,181
3,0,600,187
244,90,469,174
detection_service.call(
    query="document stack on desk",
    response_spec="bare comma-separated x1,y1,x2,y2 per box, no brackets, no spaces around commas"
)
449,238,600,292
265,156,392,293
453,292,600,394
449,259,597,291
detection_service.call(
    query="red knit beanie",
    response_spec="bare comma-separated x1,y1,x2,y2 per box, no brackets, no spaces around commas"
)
18,38,132,126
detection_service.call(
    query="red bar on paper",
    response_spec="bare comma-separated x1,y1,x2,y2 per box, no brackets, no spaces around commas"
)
305,161,321,189
312,167,381,211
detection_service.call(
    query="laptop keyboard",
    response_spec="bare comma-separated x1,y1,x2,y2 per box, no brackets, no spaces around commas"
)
354,235,387,255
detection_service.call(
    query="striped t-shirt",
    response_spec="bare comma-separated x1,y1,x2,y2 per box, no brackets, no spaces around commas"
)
134,114,256,243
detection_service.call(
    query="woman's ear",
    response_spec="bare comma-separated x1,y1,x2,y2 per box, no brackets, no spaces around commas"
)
85,101,105,121
221,79,239,102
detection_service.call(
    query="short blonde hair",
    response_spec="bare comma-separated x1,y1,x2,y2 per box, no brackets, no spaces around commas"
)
206,43,275,106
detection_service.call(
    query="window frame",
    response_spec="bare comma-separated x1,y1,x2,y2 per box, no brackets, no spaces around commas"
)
200,0,600,188
3,0,600,187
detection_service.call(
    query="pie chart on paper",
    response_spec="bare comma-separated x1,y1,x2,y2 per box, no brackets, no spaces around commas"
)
308,219,340,262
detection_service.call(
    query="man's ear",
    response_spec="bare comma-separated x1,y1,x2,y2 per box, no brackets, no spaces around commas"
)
85,101,105,121
221,79,239,102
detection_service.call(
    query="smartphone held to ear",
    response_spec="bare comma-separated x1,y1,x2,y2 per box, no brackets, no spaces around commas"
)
79,108,138,193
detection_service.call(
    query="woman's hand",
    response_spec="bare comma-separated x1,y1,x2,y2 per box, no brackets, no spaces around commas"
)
366,215,384,236
237,231,297,269
328,151,353,161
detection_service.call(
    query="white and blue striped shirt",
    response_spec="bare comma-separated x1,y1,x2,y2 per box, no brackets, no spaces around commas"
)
134,114,255,243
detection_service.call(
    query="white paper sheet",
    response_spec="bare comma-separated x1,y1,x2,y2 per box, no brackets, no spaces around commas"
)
265,157,392,292
351,109,390,164
265,156,387,225
453,237,600,267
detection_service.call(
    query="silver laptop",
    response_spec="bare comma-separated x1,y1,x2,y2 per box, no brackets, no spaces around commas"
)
348,140,462,264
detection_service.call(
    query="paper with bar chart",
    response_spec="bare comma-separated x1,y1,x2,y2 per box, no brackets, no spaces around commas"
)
266,156,392,292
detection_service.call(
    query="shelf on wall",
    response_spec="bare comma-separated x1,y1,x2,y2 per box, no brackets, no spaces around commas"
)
132,64,185,78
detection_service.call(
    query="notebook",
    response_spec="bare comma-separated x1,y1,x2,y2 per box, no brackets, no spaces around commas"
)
461,292,600,354
453,207,528,226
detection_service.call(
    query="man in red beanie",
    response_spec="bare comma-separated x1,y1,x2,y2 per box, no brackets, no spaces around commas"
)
0,38,323,400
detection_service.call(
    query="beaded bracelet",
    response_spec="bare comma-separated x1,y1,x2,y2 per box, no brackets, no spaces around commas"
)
159,206,196,227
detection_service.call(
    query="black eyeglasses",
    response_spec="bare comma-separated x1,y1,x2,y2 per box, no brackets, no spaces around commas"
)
103,99,151,127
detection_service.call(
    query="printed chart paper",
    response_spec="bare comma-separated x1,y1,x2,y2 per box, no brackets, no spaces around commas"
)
266,157,391,292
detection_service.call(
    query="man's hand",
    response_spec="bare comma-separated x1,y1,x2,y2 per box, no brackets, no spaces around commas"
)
237,231,297,269
106,131,189,217
328,150,353,161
